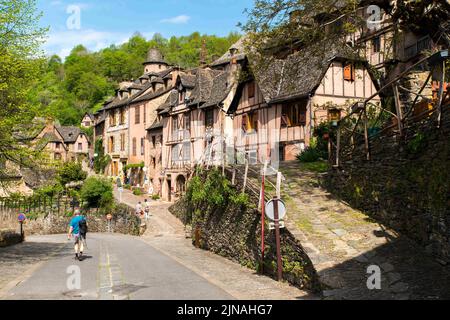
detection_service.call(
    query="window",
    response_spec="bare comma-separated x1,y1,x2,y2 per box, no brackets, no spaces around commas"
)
141,138,145,156
281,103,307,127
242,112,258,133
172,144,180,163
205,109,214,129
109,137,115,153
55,142,61,150
152,157,156,169
109,110,116,127
119,109,126,125
248,81,255,99
247,150,257,165
183,142,191,161
372,36,381,54
172,116,178,138
132,138,137,156
152,136,156,148
135,106,140,124
143,105,147,124
343,63,355,82
184,114,191,140
120,133,125,151
78,143,82,151
55,153,62,161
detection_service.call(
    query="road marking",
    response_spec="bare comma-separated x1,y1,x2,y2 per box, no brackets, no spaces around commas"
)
97,242,130,300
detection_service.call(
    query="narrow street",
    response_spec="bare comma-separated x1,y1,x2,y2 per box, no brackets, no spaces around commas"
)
0,188,313,300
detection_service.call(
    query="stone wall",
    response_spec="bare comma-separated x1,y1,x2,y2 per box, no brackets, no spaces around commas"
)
324,107,449,263
0,229,22,247
0,204,141,237
170,195,321,293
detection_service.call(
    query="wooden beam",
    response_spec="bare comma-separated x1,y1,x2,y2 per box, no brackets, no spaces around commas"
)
393,84,404,136
363,109,370,161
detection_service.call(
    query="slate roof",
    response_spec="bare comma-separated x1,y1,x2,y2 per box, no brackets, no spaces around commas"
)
56,126,81,144
250,40,360,104
211,37,247,67
146,121,163,131
132,87,172,104
179,73,197,89
187,68,231,108
158,90,179,113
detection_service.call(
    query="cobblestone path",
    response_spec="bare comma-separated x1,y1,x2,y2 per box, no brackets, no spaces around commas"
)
272,162,450,300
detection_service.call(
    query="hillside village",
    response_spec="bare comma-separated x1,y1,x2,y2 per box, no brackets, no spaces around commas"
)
0,0,449,301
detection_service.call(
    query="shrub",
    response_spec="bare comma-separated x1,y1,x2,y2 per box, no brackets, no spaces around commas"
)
35,183,64,198
80,176,113,208
151,194,160,200
57,162,87,187
297,147,322,163
133,188,143,196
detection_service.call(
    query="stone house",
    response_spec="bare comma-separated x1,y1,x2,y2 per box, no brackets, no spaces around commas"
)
220,39,380,164
100,48,180,184
81,113,95,128
159,67,236,201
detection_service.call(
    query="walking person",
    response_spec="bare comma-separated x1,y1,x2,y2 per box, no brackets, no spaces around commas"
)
68,209,88,261
144,199,151,221
135,202,143,216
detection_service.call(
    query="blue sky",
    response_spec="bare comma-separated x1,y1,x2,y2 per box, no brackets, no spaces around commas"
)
37,0,254,59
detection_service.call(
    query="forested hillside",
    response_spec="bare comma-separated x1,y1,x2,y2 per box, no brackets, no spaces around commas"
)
31,32,240,126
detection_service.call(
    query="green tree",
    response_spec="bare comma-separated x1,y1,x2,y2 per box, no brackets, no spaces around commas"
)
0,0,48,183
80,176,113,208
57,162,87,187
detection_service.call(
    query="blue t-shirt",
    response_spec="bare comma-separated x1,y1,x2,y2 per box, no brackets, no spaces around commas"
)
69,216,85,235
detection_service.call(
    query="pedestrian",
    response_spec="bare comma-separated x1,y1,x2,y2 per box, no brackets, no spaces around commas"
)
68,209,88,261
135,202,142,216
144,199,151,221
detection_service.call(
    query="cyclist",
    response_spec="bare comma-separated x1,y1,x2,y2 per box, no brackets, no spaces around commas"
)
68,209,87,261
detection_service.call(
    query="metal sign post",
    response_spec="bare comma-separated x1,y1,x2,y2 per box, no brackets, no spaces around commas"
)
18,213,26,241
273,197,283,281
260,162,267,275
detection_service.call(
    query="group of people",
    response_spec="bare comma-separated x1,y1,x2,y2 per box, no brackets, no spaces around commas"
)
67,198,153,261
135,199,151,221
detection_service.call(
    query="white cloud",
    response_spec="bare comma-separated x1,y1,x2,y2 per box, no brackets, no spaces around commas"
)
43,29,137,59
160,15,191,24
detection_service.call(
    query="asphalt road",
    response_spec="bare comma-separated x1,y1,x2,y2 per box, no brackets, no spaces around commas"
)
3,234,234,300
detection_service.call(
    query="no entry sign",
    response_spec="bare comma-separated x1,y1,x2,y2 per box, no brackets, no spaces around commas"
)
18,213,26,223
265,199,287,221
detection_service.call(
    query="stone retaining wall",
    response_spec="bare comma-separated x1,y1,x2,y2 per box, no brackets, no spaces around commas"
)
170,196,321,293
0,229,23,248
324,108,449,263
0,204,141,237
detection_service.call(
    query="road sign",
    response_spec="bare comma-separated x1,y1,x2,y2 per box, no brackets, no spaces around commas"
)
265,199,287,221
106,214,113,221
18,213,26,222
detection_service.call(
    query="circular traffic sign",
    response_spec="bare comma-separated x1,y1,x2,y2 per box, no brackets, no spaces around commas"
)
18,213,27,222
265,199,287,221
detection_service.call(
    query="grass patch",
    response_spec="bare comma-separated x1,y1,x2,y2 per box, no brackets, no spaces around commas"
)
300,161,329,173
296,217,314,233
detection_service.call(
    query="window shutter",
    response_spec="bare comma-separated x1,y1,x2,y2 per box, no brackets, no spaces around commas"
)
242,114,248,133
344,63,355,81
